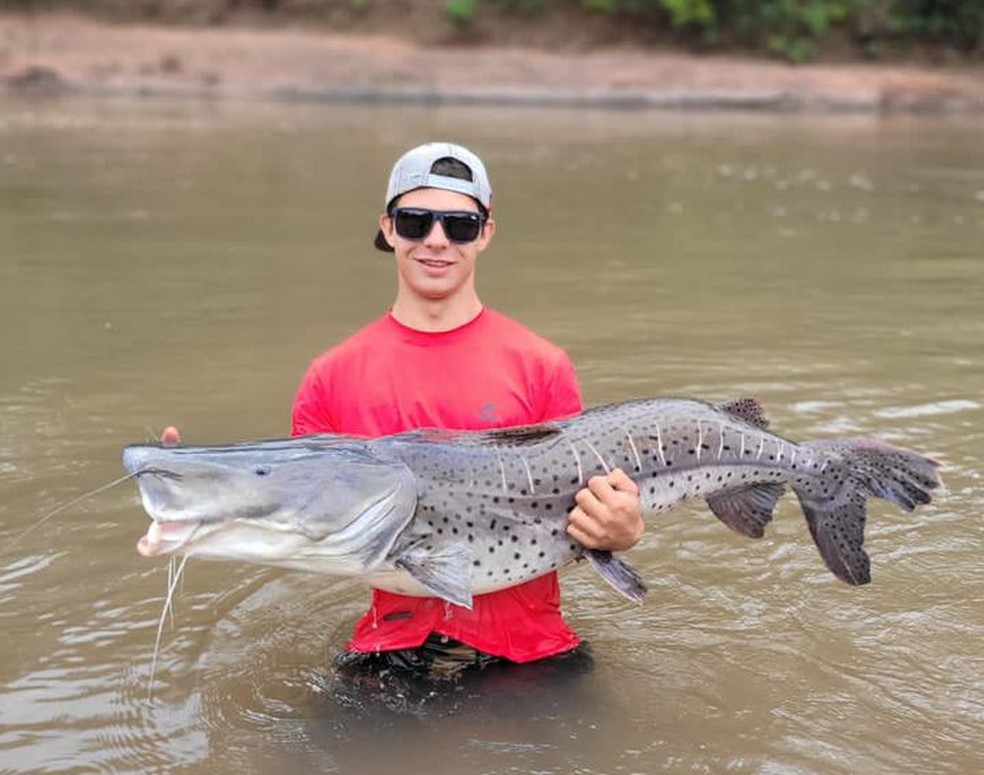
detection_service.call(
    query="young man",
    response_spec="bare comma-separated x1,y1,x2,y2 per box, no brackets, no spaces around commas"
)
290,142,644,673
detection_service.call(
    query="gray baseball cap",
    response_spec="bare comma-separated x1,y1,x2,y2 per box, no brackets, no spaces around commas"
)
374,142,492,252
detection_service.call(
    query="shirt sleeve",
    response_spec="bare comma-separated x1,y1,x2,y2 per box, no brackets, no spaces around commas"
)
290,361,335,436
538,350,583,422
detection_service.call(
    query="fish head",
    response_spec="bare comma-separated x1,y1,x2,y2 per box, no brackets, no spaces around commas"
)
123,437,417,572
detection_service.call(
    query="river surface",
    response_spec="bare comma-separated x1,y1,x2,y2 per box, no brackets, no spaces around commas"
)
0,96,981,775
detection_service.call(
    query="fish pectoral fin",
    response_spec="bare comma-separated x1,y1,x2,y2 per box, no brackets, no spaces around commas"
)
584,549,647,603
394,543,474,609
705,482,785,538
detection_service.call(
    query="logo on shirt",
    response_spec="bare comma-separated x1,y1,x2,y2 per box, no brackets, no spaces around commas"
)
478,402,499,423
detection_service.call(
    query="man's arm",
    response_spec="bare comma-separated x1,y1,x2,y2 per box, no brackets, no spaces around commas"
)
291,363,335,436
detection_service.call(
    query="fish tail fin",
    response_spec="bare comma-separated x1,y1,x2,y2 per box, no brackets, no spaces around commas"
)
793,439,942,585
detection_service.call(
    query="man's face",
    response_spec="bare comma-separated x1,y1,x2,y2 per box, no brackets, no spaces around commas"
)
378,187,495,302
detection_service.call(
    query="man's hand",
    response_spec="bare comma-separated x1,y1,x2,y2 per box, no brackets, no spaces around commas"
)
567,468,644,552
160,426,181,446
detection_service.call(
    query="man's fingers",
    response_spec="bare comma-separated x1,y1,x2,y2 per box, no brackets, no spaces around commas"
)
588,469,638,498
607,467,639,493
583,472,637,503
574,485,602,511
567,507,604,548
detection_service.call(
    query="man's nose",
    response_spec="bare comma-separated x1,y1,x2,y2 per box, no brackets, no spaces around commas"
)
422,219,450,246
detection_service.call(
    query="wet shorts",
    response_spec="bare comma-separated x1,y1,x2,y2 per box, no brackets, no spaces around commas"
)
329,633,594,715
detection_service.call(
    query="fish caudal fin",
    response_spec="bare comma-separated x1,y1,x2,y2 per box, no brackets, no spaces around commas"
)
794,439,942,586
797,496,871,585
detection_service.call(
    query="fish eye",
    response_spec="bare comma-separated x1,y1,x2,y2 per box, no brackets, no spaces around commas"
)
254,466,272,477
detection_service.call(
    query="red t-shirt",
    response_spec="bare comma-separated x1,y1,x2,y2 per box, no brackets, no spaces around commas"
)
291,308,583,662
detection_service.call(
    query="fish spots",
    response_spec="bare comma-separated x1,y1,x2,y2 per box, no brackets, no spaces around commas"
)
387,398,927,596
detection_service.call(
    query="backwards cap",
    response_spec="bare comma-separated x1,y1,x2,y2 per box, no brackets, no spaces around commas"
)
374,142,492,252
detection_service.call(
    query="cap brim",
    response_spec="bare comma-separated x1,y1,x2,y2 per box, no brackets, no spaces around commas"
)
374,228,394,252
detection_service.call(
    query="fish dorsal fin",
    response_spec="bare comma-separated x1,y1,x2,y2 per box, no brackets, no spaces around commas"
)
717,397,770,429
478,424,562,444
398,424,562,447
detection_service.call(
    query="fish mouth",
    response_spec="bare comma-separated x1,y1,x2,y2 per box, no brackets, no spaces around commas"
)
136,520,201,557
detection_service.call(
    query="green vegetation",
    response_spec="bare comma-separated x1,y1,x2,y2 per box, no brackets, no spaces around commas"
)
572,0,984,62
446,0,480,27
6,0,982,61
578,0,983,60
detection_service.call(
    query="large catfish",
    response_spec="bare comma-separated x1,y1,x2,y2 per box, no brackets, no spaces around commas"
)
124,398,941,607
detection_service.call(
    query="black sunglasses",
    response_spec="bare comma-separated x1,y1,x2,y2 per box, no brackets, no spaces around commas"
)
391,208,486,244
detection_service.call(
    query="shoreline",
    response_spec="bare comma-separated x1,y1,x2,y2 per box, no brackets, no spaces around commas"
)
2,12,984,114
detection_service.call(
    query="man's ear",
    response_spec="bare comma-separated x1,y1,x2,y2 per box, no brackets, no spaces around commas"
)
378,212,396,249
477,216,496,251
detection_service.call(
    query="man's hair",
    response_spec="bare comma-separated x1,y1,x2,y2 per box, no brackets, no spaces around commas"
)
430,157,488,216
430,156,473,181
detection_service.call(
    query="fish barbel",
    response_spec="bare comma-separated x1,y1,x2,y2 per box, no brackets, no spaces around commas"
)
124,397,941,607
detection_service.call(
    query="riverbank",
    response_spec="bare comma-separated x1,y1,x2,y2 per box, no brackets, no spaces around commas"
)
2,12,983,113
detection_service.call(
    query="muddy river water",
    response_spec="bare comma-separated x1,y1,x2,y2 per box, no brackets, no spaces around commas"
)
0,97,981,774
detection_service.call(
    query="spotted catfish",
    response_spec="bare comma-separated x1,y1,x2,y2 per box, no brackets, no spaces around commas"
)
124,397,941,607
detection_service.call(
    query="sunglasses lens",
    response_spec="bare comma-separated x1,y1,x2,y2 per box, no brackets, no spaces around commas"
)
443,213,482,243
394,209,434,240
392,209,484,244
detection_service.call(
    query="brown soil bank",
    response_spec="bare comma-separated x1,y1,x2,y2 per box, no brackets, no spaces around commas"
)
2,11,983,113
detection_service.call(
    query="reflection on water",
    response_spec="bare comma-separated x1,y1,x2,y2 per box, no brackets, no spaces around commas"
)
0,96,981,775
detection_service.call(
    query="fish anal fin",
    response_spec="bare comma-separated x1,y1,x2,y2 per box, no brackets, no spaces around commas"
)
706,482,785,538
584,549,647,603
717,397,770,430
394,543,474,609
